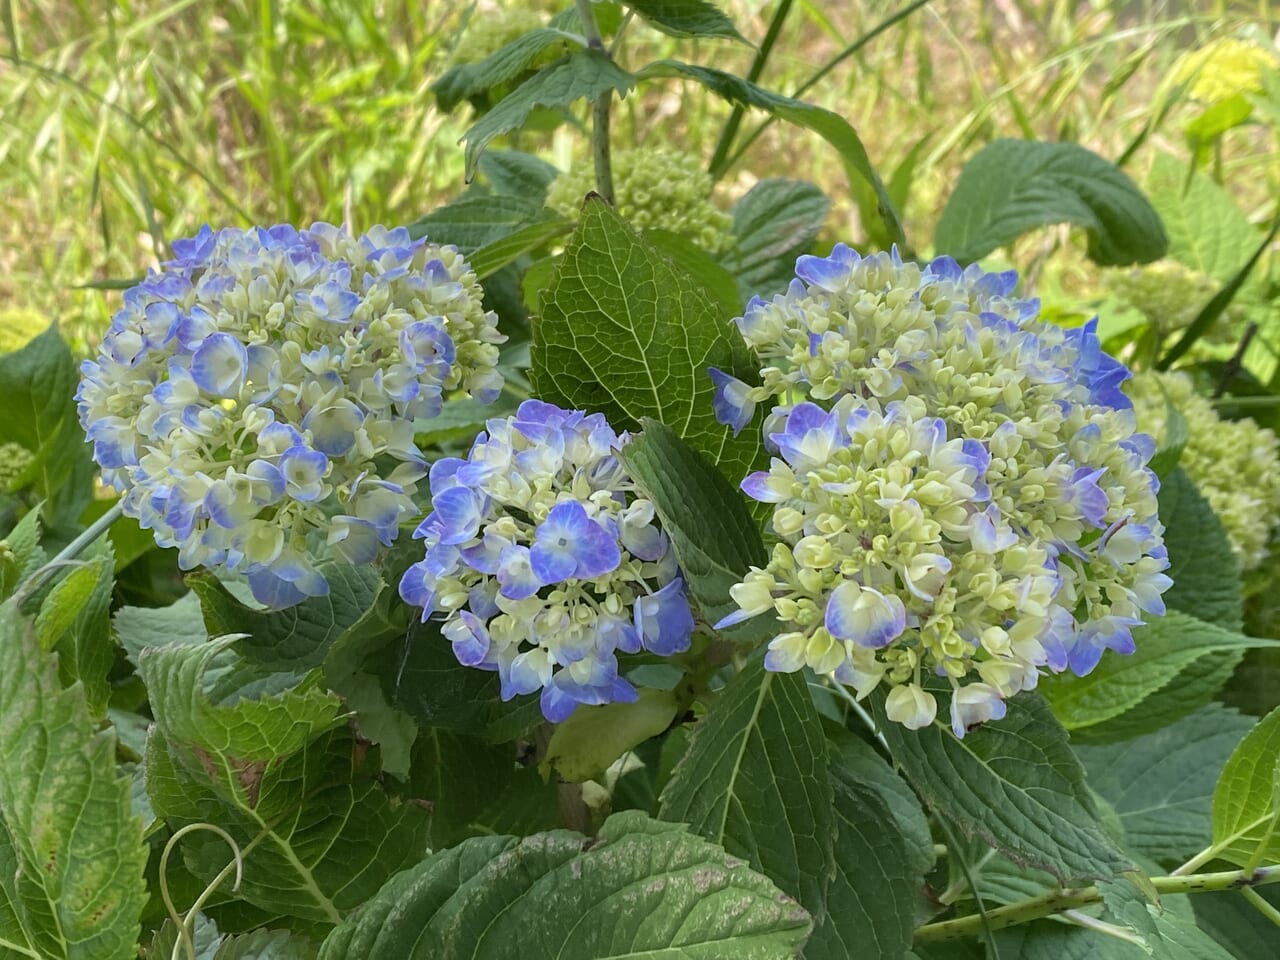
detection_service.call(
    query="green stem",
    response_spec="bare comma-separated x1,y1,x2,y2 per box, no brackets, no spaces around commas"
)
575,0,615,204
707,0,794,179
914,864,1280,943
12,501,124,607
1241,887,1280,928
716,0,931,179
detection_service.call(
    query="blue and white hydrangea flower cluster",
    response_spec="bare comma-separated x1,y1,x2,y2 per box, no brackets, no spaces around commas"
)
399,400,695,722
77,223,504,607
712,245,1172,737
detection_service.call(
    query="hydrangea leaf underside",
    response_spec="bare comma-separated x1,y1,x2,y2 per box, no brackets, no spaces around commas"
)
0,602,148,960
935,139,1168,266
316,812,811,959
659,657,837,923
869,687,1133,884
532,196,763,480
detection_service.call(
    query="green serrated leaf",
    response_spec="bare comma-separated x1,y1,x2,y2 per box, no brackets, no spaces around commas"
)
33,537,115,717
642,228,743,315
432,28,584,112
114,591,208,667
463,51,634,180
0,602,148,960
0,508,43,601
659,658,836,920
316,811,812,959
533,197,762,481
869,687,1131,883
214,927,317,959
477,149,561,200
1039,611,1277,732
406,194,550,254
147,728,430,926
466,213,572,280
1076,704,1256,862
1144,155,1259,284
935,139,1167,266
1212,704,1280,868
638,60,903,248
723,178,830,300
624,0,744,40
619,420,770,636
188,563,381,671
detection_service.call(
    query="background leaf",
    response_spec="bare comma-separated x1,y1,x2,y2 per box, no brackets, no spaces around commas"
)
721,178,829,300
1145,152,1259,283
33,537,115,717
659,658,836,921
935,139,1167,266
623,0,744,40
406,194,552,254
316,812,812,959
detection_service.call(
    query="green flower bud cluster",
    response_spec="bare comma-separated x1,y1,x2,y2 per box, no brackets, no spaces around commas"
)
1173,37,1278,104
1107,261,1242,345
450,9,547,67
547,149,735,256
1128,370,1280,570
0,442,34,492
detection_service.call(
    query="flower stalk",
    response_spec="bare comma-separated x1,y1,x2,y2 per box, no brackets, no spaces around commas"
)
575,0,615,204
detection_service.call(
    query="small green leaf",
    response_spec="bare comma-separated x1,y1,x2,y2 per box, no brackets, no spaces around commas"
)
316,812,812,959
0,508,43,601
1039,611,1277,733
935,139,1167,266
463,52,635,180
722,178,830,300
869,687,1131,883
544,687,679,782
659,657,836,920
623,0,744,40
0,602,148,960
639,60,903,248
1076,704,1256,862
114,591,208,667
619,420,770,636
432,28,584,111
406,194,550,254
33,538,115,717
532,197,763,479
214,928,317,960
1212,704,1280,867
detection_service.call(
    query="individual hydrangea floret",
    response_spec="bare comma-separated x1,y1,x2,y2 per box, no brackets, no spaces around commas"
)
1129,370,1280,571
77,223,505,608
714,245,1172,737
399,400,695,723
546,148,735,256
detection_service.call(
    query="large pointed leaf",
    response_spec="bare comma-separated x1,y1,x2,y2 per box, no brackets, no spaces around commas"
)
935,139,1167,266
869,687,1131,883
659,658,836,920
532,196,762,479
1076,704,1256,861
618,420,770,636
316,812,812,959
0,602,147,959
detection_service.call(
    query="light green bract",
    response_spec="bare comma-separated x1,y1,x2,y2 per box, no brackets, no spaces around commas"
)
712,245,1172,737
546,147,735,255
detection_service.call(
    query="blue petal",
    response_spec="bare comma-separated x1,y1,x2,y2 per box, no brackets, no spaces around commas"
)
708,367,756,436
634,578,694,655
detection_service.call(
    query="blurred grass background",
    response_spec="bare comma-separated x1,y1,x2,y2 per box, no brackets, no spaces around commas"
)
1,0,1275,352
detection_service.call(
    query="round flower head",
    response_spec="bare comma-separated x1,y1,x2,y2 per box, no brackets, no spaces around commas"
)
715,245,1172,736
77,223,505,608
399,400,695,723
1107,261,1243,346
1128,370,1280,571
546,148,735,256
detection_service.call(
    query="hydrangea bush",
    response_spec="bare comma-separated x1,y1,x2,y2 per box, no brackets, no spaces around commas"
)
3,3,1279,959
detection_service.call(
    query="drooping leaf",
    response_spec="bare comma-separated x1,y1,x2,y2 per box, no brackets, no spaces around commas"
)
1076,704,1256,862
0,602,147,960
623,0,744,40
532,197,763,479
432,29,584,112
619,420,770,636
316,812,812,959
1211,703,1280,867
187,563,381,671
463,52,635,179
659,657,836,920
1145,152,1259,283
1039,611,1278,733
722,179,830,300
869,687,1131,883
146,729,430,927
33,537,115,717
935,139,1167,266
638,60,903,248
406,194,551,254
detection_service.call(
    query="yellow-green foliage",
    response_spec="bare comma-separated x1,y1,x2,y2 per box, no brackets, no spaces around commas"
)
0,310,47,354
547,149,735,256
1106,261,1242,345
1129,370,1280,571
1173,37,1278,103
